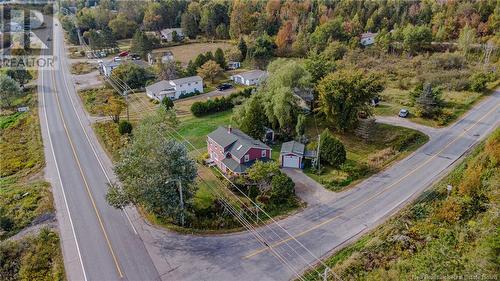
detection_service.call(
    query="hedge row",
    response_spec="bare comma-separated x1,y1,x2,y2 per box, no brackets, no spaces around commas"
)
191,88,253,117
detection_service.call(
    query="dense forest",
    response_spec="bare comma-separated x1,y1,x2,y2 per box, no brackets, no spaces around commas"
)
60,0,499,56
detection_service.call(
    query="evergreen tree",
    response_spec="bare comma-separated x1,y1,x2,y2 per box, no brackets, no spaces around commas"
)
238,37,248,60
214,48,226,69
319,129,346,168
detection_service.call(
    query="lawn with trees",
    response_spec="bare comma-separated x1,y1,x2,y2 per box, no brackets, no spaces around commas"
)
302,129,500,281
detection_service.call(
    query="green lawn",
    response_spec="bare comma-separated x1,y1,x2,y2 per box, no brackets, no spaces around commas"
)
304,119,428,192
177,110,233,150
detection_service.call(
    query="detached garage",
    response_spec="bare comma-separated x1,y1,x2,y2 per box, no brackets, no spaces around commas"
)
280,141,305,169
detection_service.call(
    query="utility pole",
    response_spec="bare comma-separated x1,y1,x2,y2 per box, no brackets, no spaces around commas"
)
124,90,130,122
166,179,185,227
177,180,185,227
316,134,321,174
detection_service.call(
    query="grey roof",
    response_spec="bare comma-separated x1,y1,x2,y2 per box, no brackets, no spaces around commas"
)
102,60,121,68
170,75,202,85
233,70,267,81
280,141,305,156
208,126,270,160
160,28,184,37
222,158,250,173
145,80,173,93
103,59,148,69
222,157,270,174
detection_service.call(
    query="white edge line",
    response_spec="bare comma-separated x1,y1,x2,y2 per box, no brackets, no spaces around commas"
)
41,67,88,281
54,22,138,235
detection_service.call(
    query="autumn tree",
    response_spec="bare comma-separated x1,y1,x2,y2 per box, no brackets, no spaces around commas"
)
275,21,295,56
98,95,126,123
458,24,476,55
197,60,222,83
143,2,164,31
317,69,384,132
109,13,138,39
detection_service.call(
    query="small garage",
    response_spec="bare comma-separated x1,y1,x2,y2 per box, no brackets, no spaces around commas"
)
280,141,305,169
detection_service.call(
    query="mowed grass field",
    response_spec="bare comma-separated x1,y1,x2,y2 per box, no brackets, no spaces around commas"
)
153,42,233,65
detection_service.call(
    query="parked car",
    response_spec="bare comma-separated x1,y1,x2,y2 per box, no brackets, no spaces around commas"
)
130,54,141,60
113,56,122,62
216,83,233,91
118,51,129,57
398,109,409,118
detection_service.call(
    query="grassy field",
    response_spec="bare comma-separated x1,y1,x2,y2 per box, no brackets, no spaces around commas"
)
342,49,499,127
302,129,499,281
374,86,489,127
152,42,233,65
0,85,65,279
303,118,428,192
78,87,117,116
70,62,96,75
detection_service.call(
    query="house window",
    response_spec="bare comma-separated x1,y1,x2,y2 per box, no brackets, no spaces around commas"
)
244,154,249,162
261,150,266,158
188,83,191,86
181,90,186,94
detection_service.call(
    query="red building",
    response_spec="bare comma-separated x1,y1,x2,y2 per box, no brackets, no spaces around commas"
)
207,126,271,174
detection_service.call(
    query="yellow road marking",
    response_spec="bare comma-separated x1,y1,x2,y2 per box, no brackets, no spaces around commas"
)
244,103,499,259
50,70,124,278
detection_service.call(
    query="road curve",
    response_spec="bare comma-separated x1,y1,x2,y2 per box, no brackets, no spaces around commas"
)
39,16,159,281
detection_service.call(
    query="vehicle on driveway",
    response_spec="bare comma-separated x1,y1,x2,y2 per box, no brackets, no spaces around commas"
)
399,109,409,118
216,83,233,91
130,54,141,60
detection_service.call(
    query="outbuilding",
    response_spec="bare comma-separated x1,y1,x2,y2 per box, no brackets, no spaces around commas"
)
230,70,267,86
280,141,305,169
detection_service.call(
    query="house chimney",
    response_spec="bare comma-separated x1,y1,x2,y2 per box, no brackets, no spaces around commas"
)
228,125,232,134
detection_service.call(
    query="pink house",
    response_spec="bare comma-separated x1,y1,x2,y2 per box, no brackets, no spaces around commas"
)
207,126,271,174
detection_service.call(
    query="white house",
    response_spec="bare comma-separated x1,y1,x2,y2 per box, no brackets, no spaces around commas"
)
147,50,174,65
230,70,267,86
360,32,377,46
146,76,203,101
100,59,148,76
227,61,241,70
159,28,184,42
100,60,121,76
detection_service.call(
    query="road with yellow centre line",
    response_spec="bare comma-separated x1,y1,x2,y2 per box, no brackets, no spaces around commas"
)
38,13,500,281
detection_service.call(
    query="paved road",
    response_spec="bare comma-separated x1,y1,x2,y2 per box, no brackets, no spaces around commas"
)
42,14,499,281
39,17,159,281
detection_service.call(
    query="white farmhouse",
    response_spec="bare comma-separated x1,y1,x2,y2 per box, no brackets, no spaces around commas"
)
159,28,184,42
230,70,267,86
360,32,377,46
146,76,203,101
